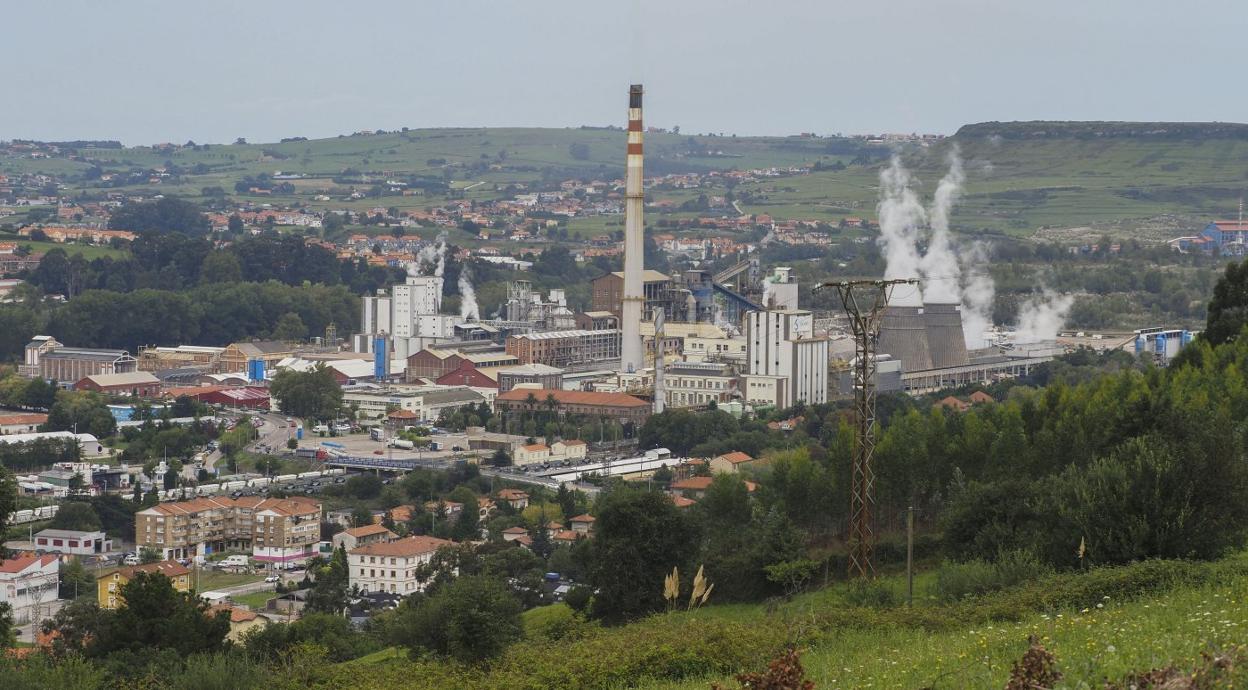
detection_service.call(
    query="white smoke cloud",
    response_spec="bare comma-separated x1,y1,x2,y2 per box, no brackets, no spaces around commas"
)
458,264,479,321
875,151,1073,348
918,149,965,303
414,231,448,277
1015,288,1073,344
876,156,927,307
959,242,995,349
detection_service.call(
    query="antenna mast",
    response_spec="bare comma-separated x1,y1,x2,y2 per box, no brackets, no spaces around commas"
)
815,278,916,579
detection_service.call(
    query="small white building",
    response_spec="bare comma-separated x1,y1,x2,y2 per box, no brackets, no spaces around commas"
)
33,528,113,556
348,535,454,595
0,553,59,624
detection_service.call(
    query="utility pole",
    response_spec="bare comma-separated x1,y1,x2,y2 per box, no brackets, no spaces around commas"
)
815,278,915,579
906,505,914,606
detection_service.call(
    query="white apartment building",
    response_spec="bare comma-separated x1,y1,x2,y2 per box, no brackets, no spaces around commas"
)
745,309,829,407
349,535,454,595
0,553,59,624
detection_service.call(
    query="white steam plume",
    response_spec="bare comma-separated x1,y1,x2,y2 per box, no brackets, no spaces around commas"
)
458,265,479,321
918,149,964,303
877,156,927,306
1015,288,1073,344
414,231,448,277
959,242,995,349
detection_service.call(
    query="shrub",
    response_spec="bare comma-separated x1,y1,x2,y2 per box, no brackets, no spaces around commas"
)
842,579,900,608
933,550,1052,603
564,585,593,614
522,603,597,642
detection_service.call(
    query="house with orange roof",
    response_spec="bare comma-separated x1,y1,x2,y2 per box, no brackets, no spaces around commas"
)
496,489,530,510
501,526,529,543
97,560,190,610
569,514,595,535
348,535,454,594
935,395,971,412
0,553,58,623
669,476,758,500
332,523,397,552
209,604,268,642
709,451,756,475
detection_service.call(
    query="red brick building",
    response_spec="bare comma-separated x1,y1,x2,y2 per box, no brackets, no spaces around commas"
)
493,388,650,426
74,372,161,397
434,360,497,389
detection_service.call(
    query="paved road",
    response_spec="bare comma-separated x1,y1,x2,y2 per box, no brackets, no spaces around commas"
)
192,411,293,476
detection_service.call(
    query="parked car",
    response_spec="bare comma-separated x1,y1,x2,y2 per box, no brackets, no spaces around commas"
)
123,554,140,566
264,575,280,583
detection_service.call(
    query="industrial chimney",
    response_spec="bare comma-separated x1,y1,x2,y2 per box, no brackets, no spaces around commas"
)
620,84,646,373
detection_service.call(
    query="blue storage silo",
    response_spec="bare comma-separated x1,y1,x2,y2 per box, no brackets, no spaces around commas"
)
373,336,388,380
247,358,266,383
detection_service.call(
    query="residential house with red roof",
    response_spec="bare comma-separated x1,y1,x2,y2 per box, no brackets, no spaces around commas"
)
709,451,756,475
348,535,454,594
0,553,58,623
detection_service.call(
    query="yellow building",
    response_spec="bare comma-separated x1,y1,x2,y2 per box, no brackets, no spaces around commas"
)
97,560,192,610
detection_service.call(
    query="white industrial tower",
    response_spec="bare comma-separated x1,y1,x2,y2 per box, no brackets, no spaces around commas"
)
620,84,646,373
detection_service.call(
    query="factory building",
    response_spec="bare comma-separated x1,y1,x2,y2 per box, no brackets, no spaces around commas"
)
618,361,738,410
496,363,565,392
592,270,678,321
744,309,829,407
506,330,622,368
21,336,138,382
870,303,1059,394
1134,327,1195,365
504,281,576,329
356,273,465,359
494,388,651,426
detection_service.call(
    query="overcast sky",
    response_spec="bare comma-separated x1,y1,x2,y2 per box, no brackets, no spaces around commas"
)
6,0,1246,145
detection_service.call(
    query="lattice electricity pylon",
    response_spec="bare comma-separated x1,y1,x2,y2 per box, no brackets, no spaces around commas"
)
815,278,917,579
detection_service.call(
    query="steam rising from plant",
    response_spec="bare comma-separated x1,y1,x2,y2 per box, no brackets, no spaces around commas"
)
959,242,995,348
1015,288,1074,344
458,264,479,321
875,151,1069,346
413,232,448,277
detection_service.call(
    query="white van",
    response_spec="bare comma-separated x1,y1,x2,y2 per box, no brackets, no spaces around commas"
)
312,423,328,434
220,555,250,569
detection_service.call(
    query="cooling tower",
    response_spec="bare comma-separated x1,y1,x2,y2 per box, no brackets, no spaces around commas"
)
922,302,970,368
877,305,933,372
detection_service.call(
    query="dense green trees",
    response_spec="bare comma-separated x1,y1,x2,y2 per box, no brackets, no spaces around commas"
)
108,197,212,235
1205,258,1248,345
46,572,230,659
388,575,522,663
49,501,102,532
583,487,700,624
305,546,351,615
270,366,343,421
44,390,116,437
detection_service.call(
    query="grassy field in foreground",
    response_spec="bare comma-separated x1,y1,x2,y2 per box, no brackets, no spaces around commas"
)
321,555,1248,690
656,575,1248,689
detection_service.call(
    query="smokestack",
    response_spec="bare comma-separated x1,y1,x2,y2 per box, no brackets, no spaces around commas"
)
620,84,646,373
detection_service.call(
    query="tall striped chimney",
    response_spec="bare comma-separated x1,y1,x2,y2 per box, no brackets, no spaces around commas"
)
620,84,646,373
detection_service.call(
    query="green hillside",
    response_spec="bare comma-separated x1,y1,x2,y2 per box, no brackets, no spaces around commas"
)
304,555,1248,689
6,121,1248,241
